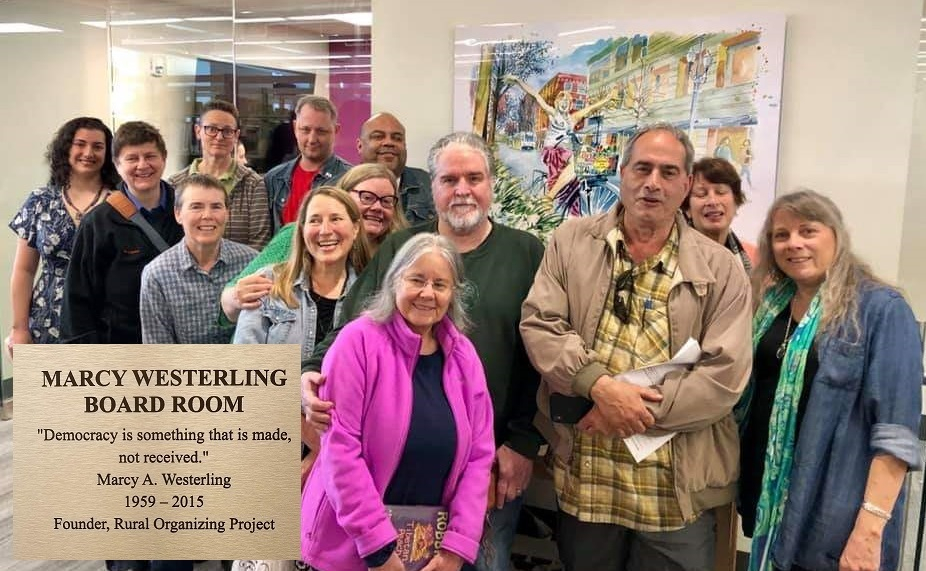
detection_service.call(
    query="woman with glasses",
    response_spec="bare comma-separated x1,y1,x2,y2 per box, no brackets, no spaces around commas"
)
301,233,494,571
169,99,271,250
6,117,119,355
343,163,409,248
220,163,407,324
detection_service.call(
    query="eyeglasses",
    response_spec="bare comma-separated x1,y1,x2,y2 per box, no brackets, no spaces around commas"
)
351,189,397,209
403,275,453,294
612,268,635,324
201,125,239,139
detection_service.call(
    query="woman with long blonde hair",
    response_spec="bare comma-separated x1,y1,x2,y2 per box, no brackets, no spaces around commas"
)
220,164,404,324
233,186,371,354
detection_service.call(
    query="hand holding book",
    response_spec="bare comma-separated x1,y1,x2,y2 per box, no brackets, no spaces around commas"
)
418,550,464,571
370,552,405,571
387,505,451,571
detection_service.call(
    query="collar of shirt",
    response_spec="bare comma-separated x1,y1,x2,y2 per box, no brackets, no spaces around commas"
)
189,158,237,195
606,213,680,277
122,181,168,214
180,239,228,272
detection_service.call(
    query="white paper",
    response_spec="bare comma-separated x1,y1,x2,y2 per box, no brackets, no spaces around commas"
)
621,338,701,463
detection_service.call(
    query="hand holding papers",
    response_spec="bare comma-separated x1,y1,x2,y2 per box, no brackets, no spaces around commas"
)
619,338,701,462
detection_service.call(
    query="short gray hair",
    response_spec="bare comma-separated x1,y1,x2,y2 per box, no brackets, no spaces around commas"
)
364,233,472,332
620,122,695,174
294,94,338,122
427,132,494,180
175,173,228,209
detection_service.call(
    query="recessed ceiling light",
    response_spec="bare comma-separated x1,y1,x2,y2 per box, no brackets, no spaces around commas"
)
235,54,351,61
234,17,285,23
287,15,335,22
121,37,232,46
185,17,233,22
81,18,183,28
284,38,362,44
333,12,372,27
287,12,371,27
0,23,62,33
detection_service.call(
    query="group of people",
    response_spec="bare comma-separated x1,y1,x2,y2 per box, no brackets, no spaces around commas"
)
7,90,923,571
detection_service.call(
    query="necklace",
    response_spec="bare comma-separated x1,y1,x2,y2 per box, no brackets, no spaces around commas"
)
311,272,347,299
776,313,795,360
63,185,105,223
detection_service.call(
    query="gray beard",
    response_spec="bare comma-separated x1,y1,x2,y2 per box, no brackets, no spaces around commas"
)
439,207,487,234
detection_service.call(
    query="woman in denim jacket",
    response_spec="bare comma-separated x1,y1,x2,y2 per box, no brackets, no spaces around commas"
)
221,164,406,325
738,190,922,571
233,186,371,357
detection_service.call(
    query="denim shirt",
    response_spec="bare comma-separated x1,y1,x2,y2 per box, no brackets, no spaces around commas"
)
232,266,358,361
263,154,352,235
397,166,435,225
744,285,923,571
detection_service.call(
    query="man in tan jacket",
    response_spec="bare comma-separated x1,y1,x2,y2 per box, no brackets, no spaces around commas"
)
520,122,752,571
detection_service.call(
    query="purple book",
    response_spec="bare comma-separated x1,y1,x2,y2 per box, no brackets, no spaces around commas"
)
387,505,449,571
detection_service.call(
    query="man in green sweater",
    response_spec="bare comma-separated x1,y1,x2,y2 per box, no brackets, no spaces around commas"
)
303,132,545,571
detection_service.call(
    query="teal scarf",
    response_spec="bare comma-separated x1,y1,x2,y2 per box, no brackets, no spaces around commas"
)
747,279,822,571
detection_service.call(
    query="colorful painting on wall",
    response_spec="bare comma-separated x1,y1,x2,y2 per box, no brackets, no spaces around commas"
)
453,15,786,243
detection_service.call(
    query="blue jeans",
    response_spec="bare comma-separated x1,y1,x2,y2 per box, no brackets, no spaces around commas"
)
463,496,523,571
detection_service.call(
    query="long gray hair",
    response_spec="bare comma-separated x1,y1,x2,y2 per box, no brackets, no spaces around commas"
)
753,189,893,336
365,233,473,332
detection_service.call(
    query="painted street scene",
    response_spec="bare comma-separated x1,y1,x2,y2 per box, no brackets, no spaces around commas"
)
453,16,784,242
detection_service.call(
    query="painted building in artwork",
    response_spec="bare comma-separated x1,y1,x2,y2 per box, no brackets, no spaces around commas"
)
584,31,761,165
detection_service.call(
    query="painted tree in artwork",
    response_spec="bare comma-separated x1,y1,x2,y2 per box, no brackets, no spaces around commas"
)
620,65,657,128
485,39,554,144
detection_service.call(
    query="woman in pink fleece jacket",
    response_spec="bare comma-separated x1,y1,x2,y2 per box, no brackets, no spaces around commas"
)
301,233,495,571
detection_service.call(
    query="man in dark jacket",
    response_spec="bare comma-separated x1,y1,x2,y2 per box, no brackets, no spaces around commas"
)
355,112,435,224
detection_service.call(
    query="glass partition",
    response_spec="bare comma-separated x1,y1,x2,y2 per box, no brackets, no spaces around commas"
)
103,0,371,173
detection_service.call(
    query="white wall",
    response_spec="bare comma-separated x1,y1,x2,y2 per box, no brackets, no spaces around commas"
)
372,0,922,294
111,48,198,175
899,77,926,319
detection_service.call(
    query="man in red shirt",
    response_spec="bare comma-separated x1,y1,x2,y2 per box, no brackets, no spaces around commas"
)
264,95,352,234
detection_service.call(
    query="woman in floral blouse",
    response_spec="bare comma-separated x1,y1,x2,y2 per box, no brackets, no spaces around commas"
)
6,117,119,353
